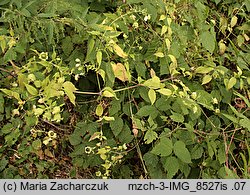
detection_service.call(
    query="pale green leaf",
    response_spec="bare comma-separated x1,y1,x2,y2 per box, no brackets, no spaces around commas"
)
173,141,191,163
25,84,38,96
148,89,156,105
227,77,237,90
112,43,128,58
95,104,103,117
157,88,172,96
230,16,238,28
202,75,212,85
0,89,21,101
96,50,102,67
63,81,77,105
195,66,214,74
154,52,164,58
170,112,184,123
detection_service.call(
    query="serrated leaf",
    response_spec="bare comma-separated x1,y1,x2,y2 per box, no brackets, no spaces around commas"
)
136,105,157,117
25,84,38,96
110,117,123,137
62,81,77,105
227,77,237,90
173,141,191,163
191,145,204,159
170,112,184,123
144,129,158,144
154,52,164,58
32,139,42,150
148,89,156,105
162,156,179,178
151,137,172,156
230,16,238,28
157,88,172,96
95,104,103,117
195,66,214,74
200,31,215,53
202,75,212,85
69,133,82,146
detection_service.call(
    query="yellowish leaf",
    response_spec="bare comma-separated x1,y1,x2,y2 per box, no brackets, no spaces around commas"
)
230,16,238,28
154,52,164,58
95,104,103,117
202,75,212,85
112,63,128,82
157,88,172,96
148,89,156,105
112,43,128,58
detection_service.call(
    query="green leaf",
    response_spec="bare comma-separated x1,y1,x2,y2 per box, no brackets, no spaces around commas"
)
195,66,214,74
144,129,158,144
0,157,8,172
110,117,123,137
136,105,158,117
0,89,21,101
170,112,184,123
69,133,82,146
162,156,179,178
154,52,164,58
157,88,172,96
191,145,204,159
96,50,102,67
200,31,215,53
0,93,4,113
102,87,118,99
173,141,191,163
95,104,103,117
202,75,212,85
151,137,172,156
227,77,237,90
63,81,77,105
143,76,164,89
148,89,156,105
239,118,250,132
32,139,42,150
25,84,38,96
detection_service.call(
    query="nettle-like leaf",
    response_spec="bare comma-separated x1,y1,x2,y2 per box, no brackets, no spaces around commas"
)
162,156,179,178
144,129,158,144
173,141,192,163
151,137,173,156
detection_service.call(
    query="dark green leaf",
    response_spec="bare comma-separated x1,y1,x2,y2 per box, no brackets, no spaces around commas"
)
173,141,191,163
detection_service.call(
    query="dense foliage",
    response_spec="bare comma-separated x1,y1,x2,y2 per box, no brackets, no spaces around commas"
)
0,0,249,179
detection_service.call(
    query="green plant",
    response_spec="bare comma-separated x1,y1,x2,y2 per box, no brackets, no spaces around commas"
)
0,0,249,179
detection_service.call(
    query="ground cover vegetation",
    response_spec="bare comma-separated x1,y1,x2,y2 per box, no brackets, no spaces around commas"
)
0,0,249,179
